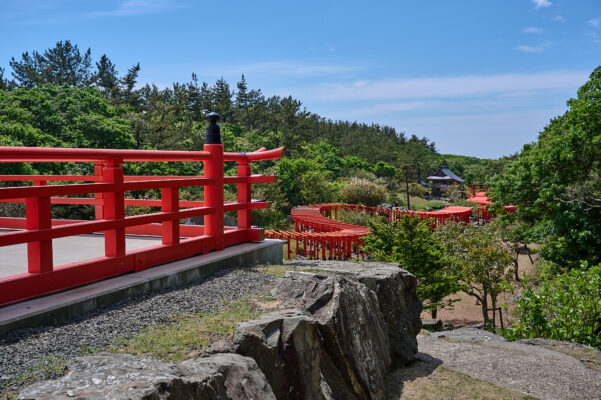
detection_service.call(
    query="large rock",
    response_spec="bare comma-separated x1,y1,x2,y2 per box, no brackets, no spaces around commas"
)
272,271,392,400
18,352,276,400
234,309,323,400
284,261,422,365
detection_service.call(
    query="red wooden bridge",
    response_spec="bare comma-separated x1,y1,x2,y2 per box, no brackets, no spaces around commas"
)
0,115,283,307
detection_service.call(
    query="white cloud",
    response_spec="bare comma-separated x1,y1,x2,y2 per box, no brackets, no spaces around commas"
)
302,71,587,102
522,27,543,34
515,45,546,54
552,15,565,22
588,18,601,27
531,0,552,9
516,43,550,53
89,0,179,17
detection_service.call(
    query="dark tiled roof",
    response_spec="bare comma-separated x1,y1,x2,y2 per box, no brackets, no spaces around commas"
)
426,165,466,182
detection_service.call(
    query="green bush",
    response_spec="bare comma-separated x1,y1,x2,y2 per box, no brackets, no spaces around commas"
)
340,177,386,206
334,208,380,227
363,216,459,317
502,263,601,349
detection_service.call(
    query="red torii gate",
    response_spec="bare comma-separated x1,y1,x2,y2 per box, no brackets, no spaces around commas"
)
266,203,473,260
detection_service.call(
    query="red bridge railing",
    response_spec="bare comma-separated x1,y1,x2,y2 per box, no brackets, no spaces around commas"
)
0,113,283,306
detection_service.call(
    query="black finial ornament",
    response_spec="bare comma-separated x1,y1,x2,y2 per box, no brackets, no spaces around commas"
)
205,112,222,144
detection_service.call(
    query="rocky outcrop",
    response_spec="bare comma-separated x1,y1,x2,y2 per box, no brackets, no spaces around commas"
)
283,260,422,365
232,261,421,400
18,352,276,400
19,261,422,400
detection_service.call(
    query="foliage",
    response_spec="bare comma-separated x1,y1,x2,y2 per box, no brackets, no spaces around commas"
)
363,216,460,317
251,178,290,229
434,153,516,185
501,264,601,350
491,66,601,269
334,208,380,227
340,177,387,206
0,85,134,150
436,222,514,325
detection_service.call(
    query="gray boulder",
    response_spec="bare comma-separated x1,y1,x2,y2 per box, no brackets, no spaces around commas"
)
18,352,275,400
273,271,391,400
284,260,422,365
234,309,323,400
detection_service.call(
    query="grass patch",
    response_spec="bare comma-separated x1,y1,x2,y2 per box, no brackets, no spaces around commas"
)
387,361,537,400
406,197,445,211
107,296,279,362
1,355,66,399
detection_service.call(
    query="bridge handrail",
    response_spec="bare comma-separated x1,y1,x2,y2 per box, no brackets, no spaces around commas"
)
0,113,283,307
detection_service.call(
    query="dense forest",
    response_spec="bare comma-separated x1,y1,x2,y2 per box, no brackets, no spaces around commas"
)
0,41,513,226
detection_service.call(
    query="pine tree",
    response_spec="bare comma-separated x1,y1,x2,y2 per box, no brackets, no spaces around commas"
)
211,77,233,122
10,40,92,88
120,63,141,109
235,74,250,129
92,54,119,101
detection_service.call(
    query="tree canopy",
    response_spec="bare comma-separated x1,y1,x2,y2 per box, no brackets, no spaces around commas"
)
491,66,601,269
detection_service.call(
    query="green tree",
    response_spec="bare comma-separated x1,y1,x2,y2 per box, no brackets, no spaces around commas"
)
0,85,135,152
92,54,119,101
363,216,460,317
10,40,93,88
211,77,233,122
436,222,514,326
504,264,601,350
491,66,601,269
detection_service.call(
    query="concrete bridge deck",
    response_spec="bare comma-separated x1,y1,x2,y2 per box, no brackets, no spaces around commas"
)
0,231,163,278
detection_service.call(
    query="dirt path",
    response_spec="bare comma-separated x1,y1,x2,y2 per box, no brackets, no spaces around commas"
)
392,329,601,400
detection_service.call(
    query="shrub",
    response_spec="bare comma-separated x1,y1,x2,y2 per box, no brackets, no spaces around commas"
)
363,216,460,317
334,208,380,227
502,263,601,349
340,177,386,206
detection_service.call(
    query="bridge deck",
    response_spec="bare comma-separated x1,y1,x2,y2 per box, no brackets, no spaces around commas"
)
0,230,162,279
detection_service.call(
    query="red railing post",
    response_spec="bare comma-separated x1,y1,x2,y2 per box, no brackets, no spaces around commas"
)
102,158,125,257
161,187,180,245
94,162,104,220
25,195,53,273
237,160,251,232
203,112,225,251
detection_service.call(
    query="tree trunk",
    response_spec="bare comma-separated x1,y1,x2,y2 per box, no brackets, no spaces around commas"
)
491,296,497,329
514,249,520,282
481,289,489,325
524,243,534,264
405,173,411,210
431,308,437,319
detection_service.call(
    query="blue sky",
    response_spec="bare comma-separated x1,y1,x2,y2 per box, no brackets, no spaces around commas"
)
1,0,600,158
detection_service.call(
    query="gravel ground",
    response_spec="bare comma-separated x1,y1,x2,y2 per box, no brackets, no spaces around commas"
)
0,267,275,393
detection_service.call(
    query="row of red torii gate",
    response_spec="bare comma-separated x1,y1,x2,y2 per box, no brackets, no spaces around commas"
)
265,195,514,261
